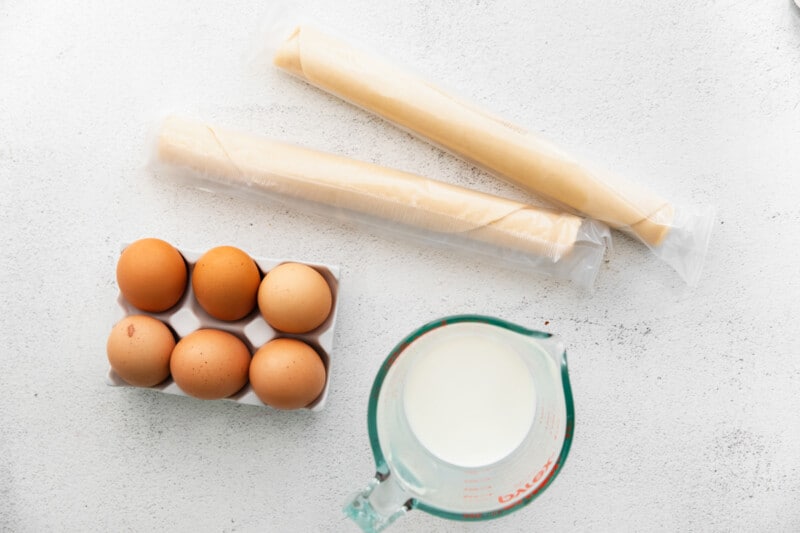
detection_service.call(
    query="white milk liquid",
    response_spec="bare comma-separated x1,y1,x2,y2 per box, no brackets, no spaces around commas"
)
402,328,536,468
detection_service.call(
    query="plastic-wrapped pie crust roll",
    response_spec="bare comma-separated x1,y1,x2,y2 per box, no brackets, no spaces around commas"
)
272,25,715,285
155,116,609,287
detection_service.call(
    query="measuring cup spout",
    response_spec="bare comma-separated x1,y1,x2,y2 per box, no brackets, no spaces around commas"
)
536,334,567,367
343,473,412,532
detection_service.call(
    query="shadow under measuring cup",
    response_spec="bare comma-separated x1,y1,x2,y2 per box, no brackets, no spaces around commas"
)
344,315,575,531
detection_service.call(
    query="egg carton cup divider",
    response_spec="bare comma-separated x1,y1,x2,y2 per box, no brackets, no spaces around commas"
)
106,246,341,411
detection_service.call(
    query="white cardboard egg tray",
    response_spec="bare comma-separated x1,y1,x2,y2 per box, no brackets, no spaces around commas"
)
106,246,340,411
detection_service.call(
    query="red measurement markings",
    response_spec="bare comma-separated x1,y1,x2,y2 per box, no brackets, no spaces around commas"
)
463,477,492,484
383,347,403,370
463,487,492,497
463,479,493,501
497,454,556,504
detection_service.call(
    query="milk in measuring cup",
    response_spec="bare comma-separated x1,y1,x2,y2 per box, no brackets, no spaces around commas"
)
402,328,537,467
346,316,573,531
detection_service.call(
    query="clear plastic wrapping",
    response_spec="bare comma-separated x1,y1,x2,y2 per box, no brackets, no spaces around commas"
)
152,116,610,289
266,22,715,285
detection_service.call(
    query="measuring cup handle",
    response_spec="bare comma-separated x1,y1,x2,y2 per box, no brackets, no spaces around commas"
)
343,473,412,533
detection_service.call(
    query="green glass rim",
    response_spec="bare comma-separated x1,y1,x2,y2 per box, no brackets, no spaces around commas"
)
366,314,575,522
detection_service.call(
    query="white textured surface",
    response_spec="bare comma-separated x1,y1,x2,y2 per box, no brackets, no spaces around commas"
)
2,1,800,531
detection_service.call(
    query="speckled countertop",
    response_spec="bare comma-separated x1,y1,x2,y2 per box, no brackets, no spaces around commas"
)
2,1,799,531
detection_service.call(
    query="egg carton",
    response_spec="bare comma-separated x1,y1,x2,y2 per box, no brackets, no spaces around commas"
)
106,245,340,411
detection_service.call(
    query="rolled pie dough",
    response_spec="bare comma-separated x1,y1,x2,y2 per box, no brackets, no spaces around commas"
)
157,116,588,261
273,26,674,246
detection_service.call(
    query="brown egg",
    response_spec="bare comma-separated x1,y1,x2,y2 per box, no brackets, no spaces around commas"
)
249,338,326,409
258,263,332,333
107,315,175,387
170,329,250,399
192,246,261,321
116,238,187,312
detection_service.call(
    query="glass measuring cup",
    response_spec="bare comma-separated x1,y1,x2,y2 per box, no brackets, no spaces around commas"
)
344,315,575,531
